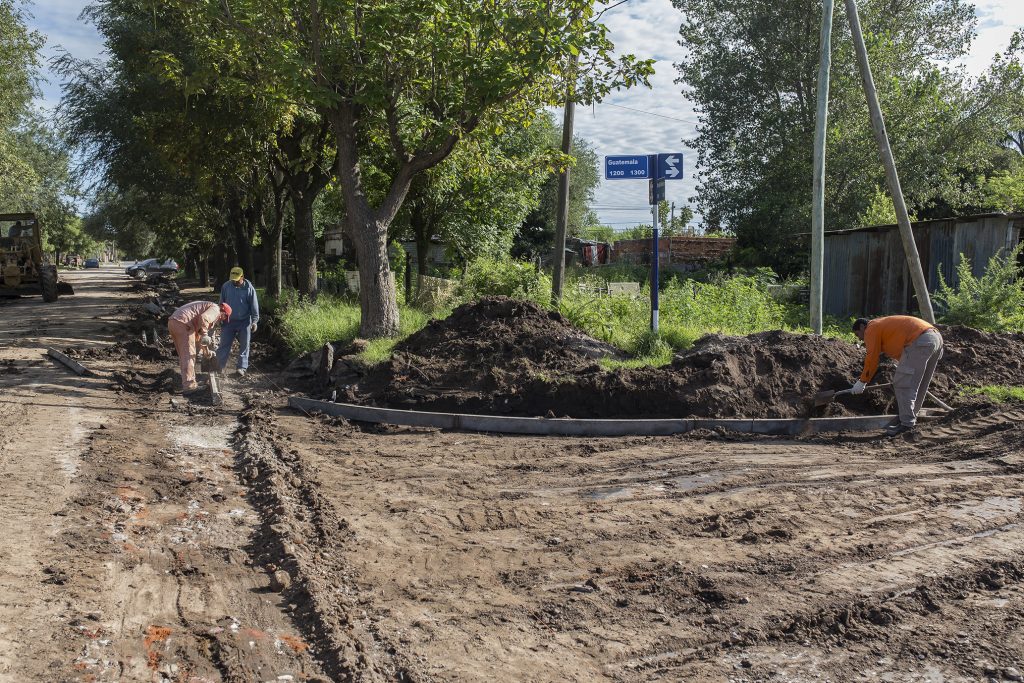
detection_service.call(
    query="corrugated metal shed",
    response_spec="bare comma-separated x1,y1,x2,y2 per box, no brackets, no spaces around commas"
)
823,213,1022,318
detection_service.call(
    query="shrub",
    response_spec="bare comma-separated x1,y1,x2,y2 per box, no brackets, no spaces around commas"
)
456,256,552,305
934,243,1024,331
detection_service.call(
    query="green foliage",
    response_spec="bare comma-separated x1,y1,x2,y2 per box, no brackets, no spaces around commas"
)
456,256,552,305
856,186,917,226
934,243,1024,331
560,272,790,367
980,163,1024,212
275,295,433,367
675,0,1021,275
513,133,604,259
963,385,1024,403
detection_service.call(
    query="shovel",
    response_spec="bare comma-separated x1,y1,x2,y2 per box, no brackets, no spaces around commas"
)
812,382,891,408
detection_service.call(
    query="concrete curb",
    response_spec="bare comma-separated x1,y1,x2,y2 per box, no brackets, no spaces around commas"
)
288,397,904,437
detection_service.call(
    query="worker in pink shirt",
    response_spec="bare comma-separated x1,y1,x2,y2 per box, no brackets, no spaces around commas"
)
168,301,231,394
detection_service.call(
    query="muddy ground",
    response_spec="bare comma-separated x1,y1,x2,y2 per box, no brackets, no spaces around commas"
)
2,271,1023,682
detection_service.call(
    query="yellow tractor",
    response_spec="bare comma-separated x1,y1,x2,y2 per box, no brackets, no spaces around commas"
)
0,213,60,302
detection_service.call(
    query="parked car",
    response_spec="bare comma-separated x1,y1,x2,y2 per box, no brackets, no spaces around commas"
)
84,258,100,269
125,258,179,278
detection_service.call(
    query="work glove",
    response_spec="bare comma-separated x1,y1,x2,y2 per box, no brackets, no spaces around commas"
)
850,380,867,395
250,322,258,333
200,335,212,348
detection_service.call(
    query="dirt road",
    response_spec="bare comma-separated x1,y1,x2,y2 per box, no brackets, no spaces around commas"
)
239,406,1024,682
2,269,1023,682
0,267,326,682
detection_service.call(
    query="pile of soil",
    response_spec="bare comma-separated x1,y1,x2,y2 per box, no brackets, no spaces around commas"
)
346,297,1024,420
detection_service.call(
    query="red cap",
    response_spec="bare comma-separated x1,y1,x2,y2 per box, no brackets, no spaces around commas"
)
220,302,232,320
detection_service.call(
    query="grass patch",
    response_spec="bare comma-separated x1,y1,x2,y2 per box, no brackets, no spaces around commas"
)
963,385,1024,403
275,295,438,367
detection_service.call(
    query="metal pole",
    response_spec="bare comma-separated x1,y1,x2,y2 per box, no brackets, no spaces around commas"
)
651,202,660,333
810,0,834,335
551,58,578,306
844,0,935,323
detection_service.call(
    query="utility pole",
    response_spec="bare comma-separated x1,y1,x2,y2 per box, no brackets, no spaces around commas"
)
670,201,676,233
844,0,935,323
551,56,578,306
810,0,834,335
651,201,660,333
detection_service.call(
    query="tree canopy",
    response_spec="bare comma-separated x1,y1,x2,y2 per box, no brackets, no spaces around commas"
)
674,0,1024,275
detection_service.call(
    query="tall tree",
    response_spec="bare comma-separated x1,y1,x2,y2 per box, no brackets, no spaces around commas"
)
514,129,602,260
164,0,652,336
674,0,1018,274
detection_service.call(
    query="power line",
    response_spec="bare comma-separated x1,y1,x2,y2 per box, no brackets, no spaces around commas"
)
600,102,700,127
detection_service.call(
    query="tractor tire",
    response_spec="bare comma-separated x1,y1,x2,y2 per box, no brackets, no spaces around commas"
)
40,266,59,302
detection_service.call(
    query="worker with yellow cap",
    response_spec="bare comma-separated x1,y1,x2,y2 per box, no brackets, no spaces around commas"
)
217,266,260,377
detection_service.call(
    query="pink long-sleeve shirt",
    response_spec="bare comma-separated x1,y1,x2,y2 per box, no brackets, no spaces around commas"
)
169,301,222,335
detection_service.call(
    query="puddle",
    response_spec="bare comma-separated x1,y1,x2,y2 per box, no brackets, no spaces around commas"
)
169,424,232,450
949,496,1021,522
668,472,725,491
584,486,634,501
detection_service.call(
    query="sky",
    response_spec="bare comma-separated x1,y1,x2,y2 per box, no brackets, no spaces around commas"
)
26,0,1024,231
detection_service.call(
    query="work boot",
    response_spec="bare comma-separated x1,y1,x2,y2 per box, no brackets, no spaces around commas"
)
885,423,915,437
234,368,247,378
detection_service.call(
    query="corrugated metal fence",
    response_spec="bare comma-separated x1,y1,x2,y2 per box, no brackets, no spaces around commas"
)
823,213,1021,318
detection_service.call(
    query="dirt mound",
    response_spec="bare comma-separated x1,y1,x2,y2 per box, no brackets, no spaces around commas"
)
937,324,1024,386
348,300,1024,419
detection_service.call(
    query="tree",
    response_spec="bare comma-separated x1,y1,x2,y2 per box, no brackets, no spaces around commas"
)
674,0,1019,275
398,120,553,284
514,127,603,259
164,0,653,336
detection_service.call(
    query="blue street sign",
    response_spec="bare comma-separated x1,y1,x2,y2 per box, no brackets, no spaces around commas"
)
657,152,684,180
604,155,651,180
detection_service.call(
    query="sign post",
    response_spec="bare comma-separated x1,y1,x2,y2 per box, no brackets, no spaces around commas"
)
604,152,684,333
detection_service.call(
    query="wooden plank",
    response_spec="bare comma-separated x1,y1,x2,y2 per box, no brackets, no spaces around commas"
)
287,397,901,437
46,347,92,377
208,372,222,406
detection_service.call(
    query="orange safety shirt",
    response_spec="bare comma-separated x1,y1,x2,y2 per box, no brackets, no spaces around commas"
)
860,315,936,382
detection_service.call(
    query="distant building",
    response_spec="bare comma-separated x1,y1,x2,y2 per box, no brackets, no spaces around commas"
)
324,227,349,258
611,235,736,271
823,212,1022,318
398,237,452,271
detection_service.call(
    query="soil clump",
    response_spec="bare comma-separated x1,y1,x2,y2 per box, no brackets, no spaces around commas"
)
339,297,1024,419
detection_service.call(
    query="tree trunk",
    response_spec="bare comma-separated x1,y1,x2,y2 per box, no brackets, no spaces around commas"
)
292,193,318,298
198,256,210,291
349,217,399,338
266,229,283,298
415,233,429,291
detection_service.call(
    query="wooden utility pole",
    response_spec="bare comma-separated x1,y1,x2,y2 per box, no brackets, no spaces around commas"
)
844,0,935,323
810,0,834,335
551,59,578,305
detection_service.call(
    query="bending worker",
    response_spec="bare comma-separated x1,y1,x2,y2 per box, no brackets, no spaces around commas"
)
851,315,943,436
217,266,260,378
168,301,231,394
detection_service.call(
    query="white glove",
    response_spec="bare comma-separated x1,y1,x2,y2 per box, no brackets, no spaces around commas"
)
250,322,258,333
850,380,866,395
200,335,212,348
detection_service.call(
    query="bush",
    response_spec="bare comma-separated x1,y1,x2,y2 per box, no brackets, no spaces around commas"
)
456,256,552,305
934,243,1024,331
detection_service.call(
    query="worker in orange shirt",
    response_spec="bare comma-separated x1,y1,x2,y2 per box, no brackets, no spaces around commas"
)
850,315,943,436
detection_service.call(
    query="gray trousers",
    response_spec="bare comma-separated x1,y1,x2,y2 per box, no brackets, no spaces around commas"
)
893,329,943,427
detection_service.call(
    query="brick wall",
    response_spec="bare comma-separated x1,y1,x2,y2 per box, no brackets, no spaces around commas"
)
611,236,736,266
